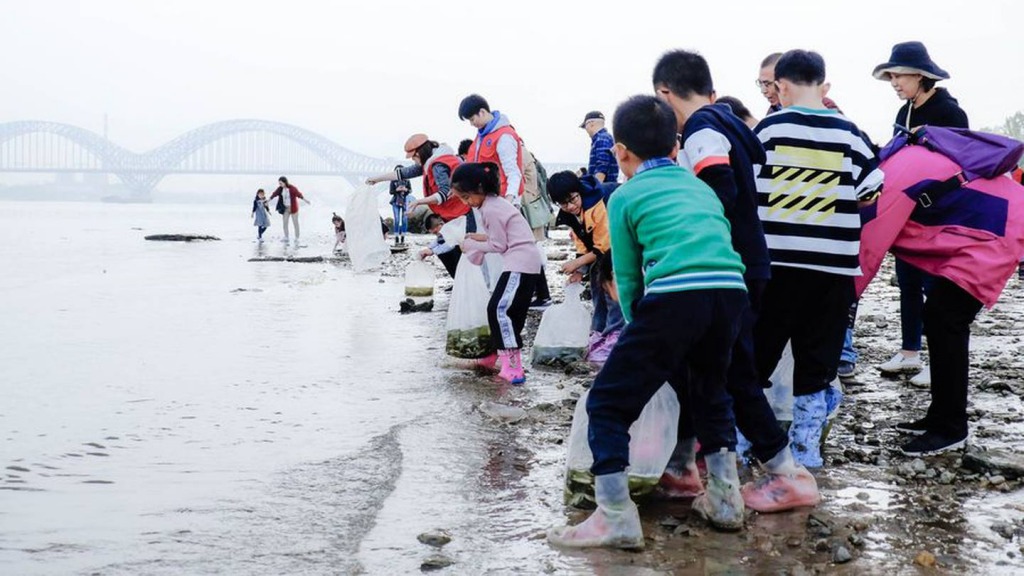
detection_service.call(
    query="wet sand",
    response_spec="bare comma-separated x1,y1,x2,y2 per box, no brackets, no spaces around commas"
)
2,202,1022,575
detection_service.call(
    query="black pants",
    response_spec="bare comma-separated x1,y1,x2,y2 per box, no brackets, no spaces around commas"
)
488,271,538,350
921,278,983,437
437,246,461,279
257,226,267,239
535,268,551,301
679,279,788,462
435,211,477,279
754,267,855,396
587,289,746,476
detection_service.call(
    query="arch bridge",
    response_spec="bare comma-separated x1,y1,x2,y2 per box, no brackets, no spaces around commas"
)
0,119,401,198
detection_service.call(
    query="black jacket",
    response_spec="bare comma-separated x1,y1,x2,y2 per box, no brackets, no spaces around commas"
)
894,88,969,134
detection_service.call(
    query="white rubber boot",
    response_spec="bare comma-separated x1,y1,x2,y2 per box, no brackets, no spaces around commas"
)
547,472,644,549
692,448,745,531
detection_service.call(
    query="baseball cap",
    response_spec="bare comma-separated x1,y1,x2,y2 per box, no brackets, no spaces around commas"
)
579,111,605,129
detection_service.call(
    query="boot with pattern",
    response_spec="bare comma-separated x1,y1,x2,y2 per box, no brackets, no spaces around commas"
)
741,445,821,512
659,436,704,498
691,449,745,531
790,390,828,468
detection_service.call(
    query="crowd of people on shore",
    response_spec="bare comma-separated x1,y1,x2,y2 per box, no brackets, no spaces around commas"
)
254,42,1024,550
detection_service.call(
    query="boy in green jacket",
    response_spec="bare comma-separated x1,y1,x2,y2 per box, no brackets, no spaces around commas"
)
548,95,750,549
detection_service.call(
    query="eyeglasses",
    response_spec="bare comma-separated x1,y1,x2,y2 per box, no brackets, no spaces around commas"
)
557,193,581,208
754,79,776,89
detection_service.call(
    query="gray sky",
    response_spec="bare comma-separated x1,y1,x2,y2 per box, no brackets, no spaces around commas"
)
3,0,1023,171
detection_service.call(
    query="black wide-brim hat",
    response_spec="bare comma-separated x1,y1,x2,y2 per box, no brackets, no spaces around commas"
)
873,41,950,81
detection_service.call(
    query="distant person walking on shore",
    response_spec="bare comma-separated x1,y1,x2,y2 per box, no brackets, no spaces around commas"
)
251,188,271,242
268,176,310,242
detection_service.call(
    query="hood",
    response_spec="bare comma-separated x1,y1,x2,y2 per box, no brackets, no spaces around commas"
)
479,110,513,137
424,143,457,171
700,103,767,165
577,175,606,210
926,87,960,108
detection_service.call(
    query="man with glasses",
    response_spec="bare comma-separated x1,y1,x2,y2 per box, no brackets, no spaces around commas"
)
758,52,842,116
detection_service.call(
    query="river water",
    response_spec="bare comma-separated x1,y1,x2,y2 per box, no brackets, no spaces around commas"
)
0,201,576,575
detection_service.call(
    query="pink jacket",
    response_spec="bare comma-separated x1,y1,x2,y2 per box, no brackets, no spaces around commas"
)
857,145,1024,308
462,195,543,274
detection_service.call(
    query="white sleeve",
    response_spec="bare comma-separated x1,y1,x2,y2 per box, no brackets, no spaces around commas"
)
496,134,522,206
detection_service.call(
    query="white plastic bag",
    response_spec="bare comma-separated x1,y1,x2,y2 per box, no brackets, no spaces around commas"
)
445,257,494,359
344,185,390,272
766,342,842,423
564,383,680,508
531,282,590,366
481,253,504,292
439,216,467,246
404,260,434,297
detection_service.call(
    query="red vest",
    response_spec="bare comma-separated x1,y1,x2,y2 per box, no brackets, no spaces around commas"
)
467,125,524,198
423,154,468,221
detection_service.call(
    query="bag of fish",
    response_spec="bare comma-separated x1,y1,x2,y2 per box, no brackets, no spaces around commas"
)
563,383,679,508
404,260,435,297
530,282,589,367
445,257,495,359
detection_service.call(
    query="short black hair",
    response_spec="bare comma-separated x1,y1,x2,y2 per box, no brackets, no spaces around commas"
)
652,49,714,99
760,52,783,69
612,95,678,161
458,94,490,120
425,213,444,231
458,138,473,157
278,176,289,185
774,50,826,85
715,96,754,121
451,162,501,196
920,77,937,91
546,171,582,204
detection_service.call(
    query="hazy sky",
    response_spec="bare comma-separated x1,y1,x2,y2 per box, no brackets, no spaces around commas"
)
3,0,1023,171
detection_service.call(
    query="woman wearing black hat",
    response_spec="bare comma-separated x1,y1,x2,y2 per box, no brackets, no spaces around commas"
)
871,41,969,390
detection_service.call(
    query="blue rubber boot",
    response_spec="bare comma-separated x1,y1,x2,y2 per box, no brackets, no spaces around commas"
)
790,390,828,468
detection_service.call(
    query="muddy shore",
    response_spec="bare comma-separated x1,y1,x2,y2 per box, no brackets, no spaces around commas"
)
387,232,1024,575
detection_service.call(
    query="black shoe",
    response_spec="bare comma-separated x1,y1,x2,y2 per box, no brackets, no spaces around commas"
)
894,418,929,436
528,297,553,310
900,431,967,456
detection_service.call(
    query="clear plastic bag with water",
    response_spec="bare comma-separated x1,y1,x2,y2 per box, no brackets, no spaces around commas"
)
445,257,494,359
345,185,390,272
563,383,679,508
531,282,589,366
404,260,434,297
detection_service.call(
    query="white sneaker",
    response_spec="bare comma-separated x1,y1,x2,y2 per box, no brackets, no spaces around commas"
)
878,352,923,374
909,365,931,388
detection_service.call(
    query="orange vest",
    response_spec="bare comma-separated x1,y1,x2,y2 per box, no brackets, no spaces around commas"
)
423,154,468,221
468,125,524,198
1013,167,1024,185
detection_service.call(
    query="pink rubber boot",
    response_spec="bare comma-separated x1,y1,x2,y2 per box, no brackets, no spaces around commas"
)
741,445,821,513
659,437,704,498
474,352,500,373
497,349,526,385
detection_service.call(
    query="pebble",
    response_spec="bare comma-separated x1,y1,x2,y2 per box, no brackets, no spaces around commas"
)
938,471,955,485
848,533,865,548
786,537,803,548
851,519,870,532
991,522,1015,540
914,551,937,567
658,515,682,529
990,475,1006,486
478,402,528,424
417,529,452,548
421,554,454,571
814,538,830,552
855,492,870,501
833,545,852,564
910,459,927,473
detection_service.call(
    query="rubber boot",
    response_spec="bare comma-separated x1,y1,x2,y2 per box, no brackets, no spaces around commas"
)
498,349,525,385
691,449,745,531
735,429,754,466
790,390,828,468
547,472,644,549
474,352,500,374
659,436,704,498
741,444,821,512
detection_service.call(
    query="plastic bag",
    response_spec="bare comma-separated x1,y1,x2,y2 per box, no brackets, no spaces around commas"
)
445,257,494,359
405,260,434,297
345,185,390,272
531,282,589,367
439,216,467,246
563,383,679,508
766,342,843,424
481,253,503,292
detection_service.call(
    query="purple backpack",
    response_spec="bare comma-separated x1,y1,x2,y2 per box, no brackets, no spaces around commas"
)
880,126,1024,181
